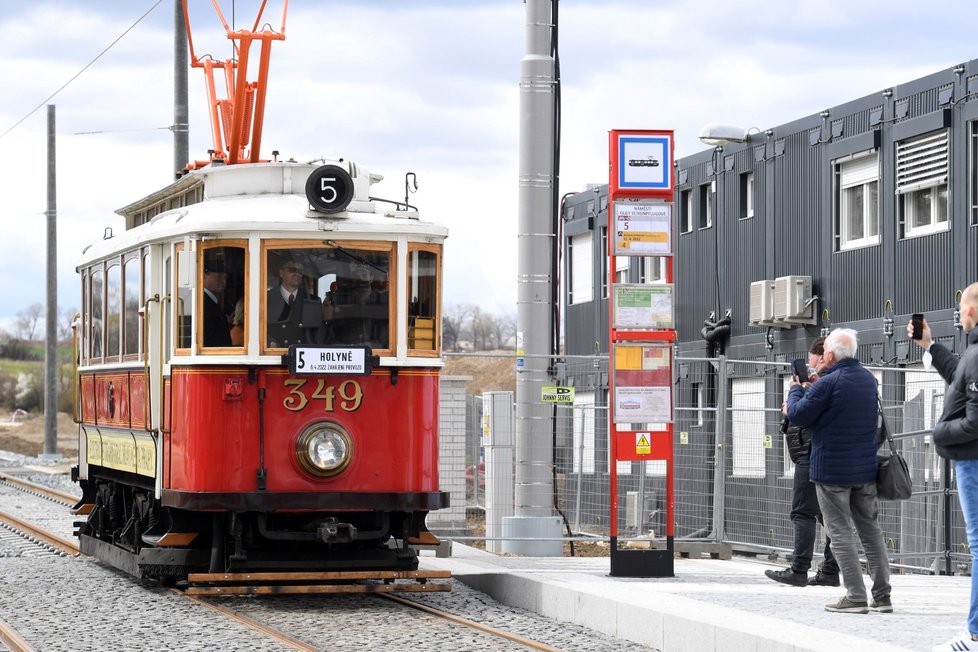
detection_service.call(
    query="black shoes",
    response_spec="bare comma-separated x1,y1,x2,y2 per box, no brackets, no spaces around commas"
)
764,567,808,587
808,570,841,587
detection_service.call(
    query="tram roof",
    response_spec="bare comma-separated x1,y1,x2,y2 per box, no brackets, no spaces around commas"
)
77,161,447,267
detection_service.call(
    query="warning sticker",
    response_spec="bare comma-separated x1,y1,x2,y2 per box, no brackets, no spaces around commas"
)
636,432,651,455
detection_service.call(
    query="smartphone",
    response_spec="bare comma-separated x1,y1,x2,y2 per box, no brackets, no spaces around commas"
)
911,313,924,340
791,358,808,381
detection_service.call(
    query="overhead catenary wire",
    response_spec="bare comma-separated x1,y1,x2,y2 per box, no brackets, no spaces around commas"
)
0,0,164,142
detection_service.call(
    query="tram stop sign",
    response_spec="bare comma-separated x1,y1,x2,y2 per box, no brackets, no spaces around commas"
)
541,386,575,404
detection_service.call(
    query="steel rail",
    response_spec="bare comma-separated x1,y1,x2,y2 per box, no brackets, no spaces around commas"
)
380,593,563,652
0,615,36,652
0,472,77,506
0,509,80,556
178,592,320,652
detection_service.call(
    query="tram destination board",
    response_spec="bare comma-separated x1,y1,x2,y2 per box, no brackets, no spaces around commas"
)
284,345,374,375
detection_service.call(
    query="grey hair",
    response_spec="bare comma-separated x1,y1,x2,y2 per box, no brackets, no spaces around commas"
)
825,328,858,360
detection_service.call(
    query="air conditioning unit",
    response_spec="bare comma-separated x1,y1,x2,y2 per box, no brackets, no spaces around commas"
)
773,275,816,325
749,280,786,328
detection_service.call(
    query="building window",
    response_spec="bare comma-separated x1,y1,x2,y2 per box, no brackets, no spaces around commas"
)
898,130,949,238
639,257,665,284
731,377,765,478
615,255,628,284
569,231,593,305
740,172,754,219
600,227,609,299
972,122,978,226
699,181,714,229
836,153,879,250
680,189,693,233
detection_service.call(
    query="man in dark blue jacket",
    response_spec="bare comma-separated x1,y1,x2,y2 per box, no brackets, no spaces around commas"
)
913,284,978,652
765,337,840,587
786,328,892,614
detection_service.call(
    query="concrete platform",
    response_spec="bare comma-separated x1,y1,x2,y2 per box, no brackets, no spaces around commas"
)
420,544,972,651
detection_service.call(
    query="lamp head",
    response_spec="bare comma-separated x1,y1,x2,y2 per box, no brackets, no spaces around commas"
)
698,123,749,147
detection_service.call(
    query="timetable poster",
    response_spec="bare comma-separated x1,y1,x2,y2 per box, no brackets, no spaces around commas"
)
613,284,674,330
614,201,672,256
612,343,672,424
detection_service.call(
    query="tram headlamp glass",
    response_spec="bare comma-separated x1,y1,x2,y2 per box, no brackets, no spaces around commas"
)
295,423,352,478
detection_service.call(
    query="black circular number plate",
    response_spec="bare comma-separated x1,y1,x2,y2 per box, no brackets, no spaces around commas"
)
305,164,354,213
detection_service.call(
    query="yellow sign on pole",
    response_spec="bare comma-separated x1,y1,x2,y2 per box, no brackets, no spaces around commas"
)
541,386,575,403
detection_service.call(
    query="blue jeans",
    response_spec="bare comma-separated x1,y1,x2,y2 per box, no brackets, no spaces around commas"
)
816,482,891,603
954,459,978,636
790,462,838,574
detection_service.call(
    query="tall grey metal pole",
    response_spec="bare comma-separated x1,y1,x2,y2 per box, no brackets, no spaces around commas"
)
173,0,189,175
514,0,556,520
43,105,60,459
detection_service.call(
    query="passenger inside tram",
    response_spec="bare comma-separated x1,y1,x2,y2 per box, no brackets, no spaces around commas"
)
324,263,389,349
266,256,323,348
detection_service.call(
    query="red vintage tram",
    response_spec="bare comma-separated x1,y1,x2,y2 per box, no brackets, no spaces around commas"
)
71,1,448,583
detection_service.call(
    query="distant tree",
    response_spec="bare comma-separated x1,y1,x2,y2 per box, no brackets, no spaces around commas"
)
58,306,78,342
14,303,44,341
443,303,473,352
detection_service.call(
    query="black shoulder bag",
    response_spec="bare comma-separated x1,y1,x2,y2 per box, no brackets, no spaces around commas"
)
876,401,912,501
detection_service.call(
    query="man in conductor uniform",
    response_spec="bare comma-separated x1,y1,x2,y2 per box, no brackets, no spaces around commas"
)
266,257,321,347
202,256,231,347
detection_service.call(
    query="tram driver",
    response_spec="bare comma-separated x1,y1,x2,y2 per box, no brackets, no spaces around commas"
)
266,256,323,348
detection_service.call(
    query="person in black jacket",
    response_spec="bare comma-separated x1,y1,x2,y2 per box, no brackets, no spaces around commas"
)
787,328,891,615
202,256,231,348
765,337,840,588
913,284,978,652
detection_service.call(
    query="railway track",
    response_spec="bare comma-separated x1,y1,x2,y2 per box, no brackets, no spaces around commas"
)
0,473,564,651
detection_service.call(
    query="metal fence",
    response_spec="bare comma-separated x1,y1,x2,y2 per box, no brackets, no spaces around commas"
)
448,353,967,575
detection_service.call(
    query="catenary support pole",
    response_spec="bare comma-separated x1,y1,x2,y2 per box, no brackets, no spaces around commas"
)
510,0,559,548
43,105,60,459
173,0,189,175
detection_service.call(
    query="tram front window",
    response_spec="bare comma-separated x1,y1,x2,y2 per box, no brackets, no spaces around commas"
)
265,245,391,352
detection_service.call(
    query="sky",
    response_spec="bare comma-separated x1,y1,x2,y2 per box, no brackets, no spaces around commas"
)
1,0,976,331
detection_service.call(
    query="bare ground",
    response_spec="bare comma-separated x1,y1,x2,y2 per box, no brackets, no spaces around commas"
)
0,412,78,458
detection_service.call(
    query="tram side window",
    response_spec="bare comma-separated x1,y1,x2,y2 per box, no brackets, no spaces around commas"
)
200,244,246,350
90,268,104,360
175,244,193,350
408,246,439,352
265,245,391,351
106,261,122,359
123,256,140,358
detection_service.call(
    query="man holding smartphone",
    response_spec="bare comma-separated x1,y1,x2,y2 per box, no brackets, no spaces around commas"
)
910,284,978,652
786,328,891,614
765,337,840,587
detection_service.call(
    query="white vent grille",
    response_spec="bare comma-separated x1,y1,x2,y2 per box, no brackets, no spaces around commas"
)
896,130,948,195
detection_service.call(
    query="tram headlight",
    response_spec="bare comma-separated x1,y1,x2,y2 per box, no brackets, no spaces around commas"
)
295,422,353,478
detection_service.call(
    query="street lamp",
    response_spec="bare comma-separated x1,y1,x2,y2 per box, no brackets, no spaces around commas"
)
698,123,749,147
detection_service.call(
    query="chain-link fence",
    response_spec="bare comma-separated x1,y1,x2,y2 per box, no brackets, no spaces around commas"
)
442,352,967,575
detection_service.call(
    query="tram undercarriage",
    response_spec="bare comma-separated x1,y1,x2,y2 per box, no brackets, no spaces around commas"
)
74,473,427,581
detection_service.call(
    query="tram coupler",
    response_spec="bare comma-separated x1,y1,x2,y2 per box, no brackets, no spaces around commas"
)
318,518,356,544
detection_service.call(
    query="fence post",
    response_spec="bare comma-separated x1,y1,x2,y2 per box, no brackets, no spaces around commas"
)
711,355,728,543
944,456,954,576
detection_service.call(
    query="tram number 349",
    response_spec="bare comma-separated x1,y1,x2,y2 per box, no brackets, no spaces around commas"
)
283,379,363,412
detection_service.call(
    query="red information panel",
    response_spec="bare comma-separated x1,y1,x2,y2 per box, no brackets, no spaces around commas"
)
615,429,671,462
